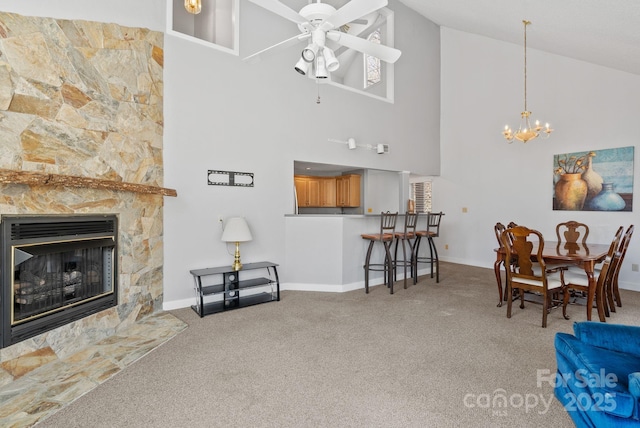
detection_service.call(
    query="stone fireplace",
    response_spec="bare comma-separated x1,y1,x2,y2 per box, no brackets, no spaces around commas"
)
0,13,171,366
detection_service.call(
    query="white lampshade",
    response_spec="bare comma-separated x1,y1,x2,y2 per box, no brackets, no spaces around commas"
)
221,217,252,242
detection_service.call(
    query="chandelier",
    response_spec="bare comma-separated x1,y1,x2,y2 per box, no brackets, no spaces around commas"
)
503,20,553,143
184,0,202,15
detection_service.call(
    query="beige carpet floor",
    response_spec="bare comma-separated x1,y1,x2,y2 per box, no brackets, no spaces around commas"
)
37,262,640,427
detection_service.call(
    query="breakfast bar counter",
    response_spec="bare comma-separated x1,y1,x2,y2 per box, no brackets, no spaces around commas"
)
284,213,424,292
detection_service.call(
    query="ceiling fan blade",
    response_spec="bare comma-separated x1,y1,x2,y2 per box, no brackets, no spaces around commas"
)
327,31,401,63
320,0,388,31
243,33,311,64
248,0,308,25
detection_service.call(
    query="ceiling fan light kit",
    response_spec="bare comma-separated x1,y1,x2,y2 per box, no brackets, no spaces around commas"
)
246,0,401,81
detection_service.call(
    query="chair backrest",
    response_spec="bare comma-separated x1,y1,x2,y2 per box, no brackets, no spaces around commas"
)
494,222,506,248
607,226,625,258
502,226,546,281
610,225,634,283
426,212,444,237
379,211,398,235
556,221,589,245
403,212,418,235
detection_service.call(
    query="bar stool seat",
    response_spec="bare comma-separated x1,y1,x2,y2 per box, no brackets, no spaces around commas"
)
414,211,444,283
361,212,398,294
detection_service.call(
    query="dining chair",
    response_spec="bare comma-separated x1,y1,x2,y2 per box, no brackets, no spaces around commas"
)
414,211,444,282
361,212,398,294
494,222,512,303
562,226,622,319
556,221,591,273
563,255,615,323
501,225,566,328
556,221,589,245
608,225,634,310
393,212,418,289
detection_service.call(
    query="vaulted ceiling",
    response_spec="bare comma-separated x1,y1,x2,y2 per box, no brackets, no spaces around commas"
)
398,0,640,75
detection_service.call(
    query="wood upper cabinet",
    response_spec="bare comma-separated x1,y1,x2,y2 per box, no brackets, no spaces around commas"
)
320,177,336,207
295,176,320,207
336,174,361,207
295,174,360,208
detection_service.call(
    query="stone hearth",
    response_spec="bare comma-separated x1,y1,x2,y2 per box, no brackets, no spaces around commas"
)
0,311,187,426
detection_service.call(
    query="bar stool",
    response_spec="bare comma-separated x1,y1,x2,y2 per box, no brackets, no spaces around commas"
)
393,212,418,289
414,211,444,283
361,211,398,294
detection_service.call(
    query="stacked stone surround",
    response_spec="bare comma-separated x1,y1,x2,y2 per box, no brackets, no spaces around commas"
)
0,12,165,371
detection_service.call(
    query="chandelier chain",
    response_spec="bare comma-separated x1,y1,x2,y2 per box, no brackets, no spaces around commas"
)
523,20,529,112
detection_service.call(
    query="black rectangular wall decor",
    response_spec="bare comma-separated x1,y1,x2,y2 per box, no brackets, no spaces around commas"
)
207,170,254,187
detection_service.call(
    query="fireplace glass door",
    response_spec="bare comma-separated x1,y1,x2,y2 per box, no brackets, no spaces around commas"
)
13,238,115,324
1,214,118,348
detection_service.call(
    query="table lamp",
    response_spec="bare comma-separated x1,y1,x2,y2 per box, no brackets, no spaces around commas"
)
221,217,252,270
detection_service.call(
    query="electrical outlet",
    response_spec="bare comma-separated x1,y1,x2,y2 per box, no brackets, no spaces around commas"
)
632,264,639,272
462,207,468,213
444,244,449,250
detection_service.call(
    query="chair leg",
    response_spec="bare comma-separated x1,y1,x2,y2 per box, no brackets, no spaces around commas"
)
605,283,614,316
613,277,622,307
562,288,571,320
383,241,394,294
542,293,548,328
413,236,422,279
401,238,408,289
506,281,513,319
393,238,399,282
363,240,374,294
606,281,616,314
410,238,417,285
428,238,434,279
429,237,440,283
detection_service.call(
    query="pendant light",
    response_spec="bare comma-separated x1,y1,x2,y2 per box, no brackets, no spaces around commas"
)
184,0,202,15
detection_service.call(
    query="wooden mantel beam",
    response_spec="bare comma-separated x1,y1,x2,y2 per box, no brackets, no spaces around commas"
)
0,169,177,197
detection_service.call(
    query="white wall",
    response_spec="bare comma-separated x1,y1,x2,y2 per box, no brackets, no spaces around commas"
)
162,0,441,307
437,28,640,291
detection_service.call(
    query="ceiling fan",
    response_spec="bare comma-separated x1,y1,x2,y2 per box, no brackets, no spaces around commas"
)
244,0,402,79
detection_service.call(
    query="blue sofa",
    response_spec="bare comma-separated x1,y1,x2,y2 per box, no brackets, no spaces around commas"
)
555,322,640,427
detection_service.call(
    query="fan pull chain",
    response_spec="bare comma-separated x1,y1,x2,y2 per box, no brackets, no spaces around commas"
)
316,83,321,104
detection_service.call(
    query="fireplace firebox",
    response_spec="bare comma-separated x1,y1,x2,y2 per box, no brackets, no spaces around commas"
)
1,215,118,348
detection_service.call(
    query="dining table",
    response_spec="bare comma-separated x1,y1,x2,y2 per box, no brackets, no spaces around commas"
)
494,240,611,322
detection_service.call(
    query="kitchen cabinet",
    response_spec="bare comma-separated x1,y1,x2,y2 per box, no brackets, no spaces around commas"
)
320,177,337,207
336,174,361,207
295,174,360,208
294,176,320,207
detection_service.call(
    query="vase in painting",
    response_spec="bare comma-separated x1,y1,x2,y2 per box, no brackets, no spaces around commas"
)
581,152,603,201
554,173,588,210
588,182,626,211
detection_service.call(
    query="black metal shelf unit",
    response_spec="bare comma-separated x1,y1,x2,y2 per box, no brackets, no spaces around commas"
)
190,262,279,317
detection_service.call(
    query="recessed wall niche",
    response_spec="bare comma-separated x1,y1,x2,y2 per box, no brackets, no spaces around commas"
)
168,0,238,54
